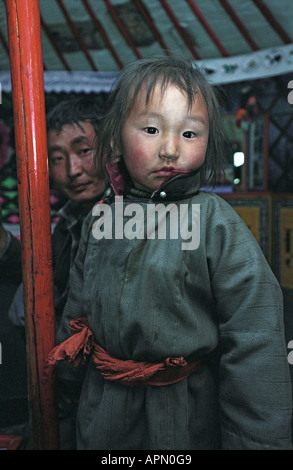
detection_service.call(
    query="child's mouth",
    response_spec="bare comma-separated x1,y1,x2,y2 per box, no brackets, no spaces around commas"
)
153,167,175,177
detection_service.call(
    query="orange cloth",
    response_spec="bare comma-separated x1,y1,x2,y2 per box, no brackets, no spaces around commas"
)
48,318,204,386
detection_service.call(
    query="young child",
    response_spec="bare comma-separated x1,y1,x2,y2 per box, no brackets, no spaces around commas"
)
49,56,292,450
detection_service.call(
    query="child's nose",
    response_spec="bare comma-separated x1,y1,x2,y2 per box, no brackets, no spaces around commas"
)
159,136,180,160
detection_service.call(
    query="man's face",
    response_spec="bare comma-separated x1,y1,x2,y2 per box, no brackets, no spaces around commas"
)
48,121,105,209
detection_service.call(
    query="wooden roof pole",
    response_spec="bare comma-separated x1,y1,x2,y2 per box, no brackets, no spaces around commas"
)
5,0,59,449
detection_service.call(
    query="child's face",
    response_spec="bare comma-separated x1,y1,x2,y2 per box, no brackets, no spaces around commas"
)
118,82,209,193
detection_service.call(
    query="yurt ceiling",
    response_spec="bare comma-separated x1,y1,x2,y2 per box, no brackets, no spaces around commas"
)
0,0,293,93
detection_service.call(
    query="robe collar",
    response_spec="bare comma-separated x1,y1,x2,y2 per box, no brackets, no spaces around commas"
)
106,161,201,202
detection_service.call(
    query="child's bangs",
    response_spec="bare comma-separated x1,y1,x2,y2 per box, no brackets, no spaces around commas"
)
127,68,199,112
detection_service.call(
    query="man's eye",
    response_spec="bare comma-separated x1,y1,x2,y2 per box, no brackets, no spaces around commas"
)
144,127,158,134
79,148,92,155
51,155,64,164
183,131,196,138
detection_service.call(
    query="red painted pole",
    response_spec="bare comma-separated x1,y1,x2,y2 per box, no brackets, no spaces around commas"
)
5,0,59,449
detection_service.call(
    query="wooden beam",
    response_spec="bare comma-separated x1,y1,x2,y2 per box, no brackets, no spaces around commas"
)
5,0,59,450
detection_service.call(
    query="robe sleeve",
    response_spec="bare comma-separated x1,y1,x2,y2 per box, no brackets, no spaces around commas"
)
207,196,292,449
54,212,93,383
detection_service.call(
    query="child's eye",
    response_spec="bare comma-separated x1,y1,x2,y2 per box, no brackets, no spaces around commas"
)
183,131,196,138
144,127,159,134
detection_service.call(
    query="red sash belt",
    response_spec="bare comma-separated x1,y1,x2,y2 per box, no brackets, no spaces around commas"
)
48,318,204,386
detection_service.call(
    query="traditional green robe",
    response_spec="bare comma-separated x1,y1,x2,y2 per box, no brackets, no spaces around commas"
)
56,166,292,450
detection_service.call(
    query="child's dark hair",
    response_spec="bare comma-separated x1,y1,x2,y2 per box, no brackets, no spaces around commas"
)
96,56,227,187
46,97,103,136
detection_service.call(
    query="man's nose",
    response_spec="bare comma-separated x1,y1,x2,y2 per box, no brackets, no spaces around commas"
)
158,135,180,161
67,154,82,176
